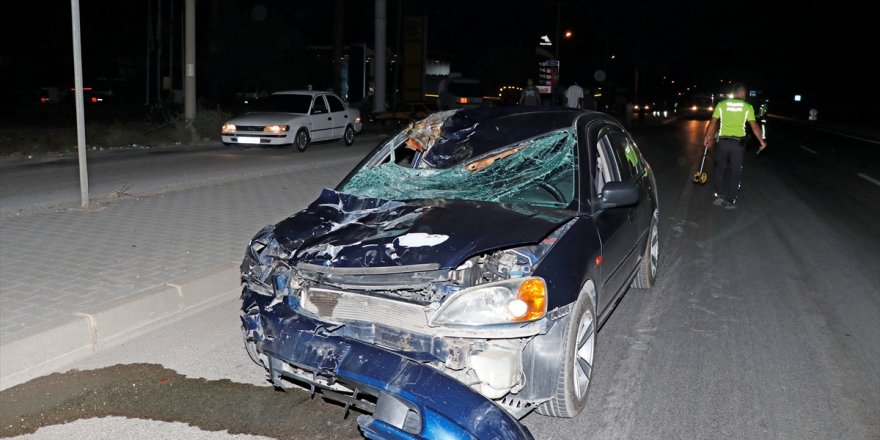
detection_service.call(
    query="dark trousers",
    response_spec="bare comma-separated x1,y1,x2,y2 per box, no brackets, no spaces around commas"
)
714,138,745,202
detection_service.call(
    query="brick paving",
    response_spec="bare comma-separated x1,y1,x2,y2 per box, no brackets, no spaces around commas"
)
0,154,362,343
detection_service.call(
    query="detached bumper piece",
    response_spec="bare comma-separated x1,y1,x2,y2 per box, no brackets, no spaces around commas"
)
241,294,533,440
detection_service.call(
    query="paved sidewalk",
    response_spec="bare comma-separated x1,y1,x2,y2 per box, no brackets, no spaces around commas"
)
0,151,363,386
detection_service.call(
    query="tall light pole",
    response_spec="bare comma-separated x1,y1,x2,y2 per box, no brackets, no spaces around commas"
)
184,0,196,121
373,0,387,113
70,0,89,207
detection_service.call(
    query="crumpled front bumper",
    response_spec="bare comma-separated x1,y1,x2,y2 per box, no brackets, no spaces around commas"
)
241,291,534,440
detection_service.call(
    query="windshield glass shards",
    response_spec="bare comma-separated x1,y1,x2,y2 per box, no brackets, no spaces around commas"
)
342,125,578,209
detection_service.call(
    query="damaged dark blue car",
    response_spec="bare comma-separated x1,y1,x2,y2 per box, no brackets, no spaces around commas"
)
239,107,659,439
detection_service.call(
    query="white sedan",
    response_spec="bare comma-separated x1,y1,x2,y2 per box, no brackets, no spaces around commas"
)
221,91,363,152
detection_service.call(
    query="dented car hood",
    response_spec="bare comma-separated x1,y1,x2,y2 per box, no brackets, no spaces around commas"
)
272,188,574,270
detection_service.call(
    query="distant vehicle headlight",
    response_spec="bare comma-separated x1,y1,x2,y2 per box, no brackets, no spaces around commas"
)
691,105,698,111
222,123,236,133
707,106,714,111
430,277,547,326
263,125,289,134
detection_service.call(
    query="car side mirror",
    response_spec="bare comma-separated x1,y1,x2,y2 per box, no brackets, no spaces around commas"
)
598,181,640,209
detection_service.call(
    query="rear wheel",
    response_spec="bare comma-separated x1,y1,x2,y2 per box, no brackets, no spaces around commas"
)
343,125,355,146
294,129,310,152
633,210,659,288
537,282,595,417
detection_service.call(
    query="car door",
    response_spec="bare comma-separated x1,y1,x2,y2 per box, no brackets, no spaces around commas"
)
589,124,640,314
309,95,333,141
326,94,349,138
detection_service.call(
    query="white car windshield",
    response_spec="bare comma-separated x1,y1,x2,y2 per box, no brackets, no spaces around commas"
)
252,94,312,113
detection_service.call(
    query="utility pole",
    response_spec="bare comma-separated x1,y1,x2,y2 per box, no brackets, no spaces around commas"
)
184,0,196,121
554,2,561,60
70,0,89,207
373,0,386,113
146,0,152,106
332,0,344,96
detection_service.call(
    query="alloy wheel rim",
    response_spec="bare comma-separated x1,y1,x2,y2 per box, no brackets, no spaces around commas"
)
574,309,594,399
650,222,659,277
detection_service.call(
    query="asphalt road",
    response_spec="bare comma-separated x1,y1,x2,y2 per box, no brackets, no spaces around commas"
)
1,119,878,439
0,134,386,215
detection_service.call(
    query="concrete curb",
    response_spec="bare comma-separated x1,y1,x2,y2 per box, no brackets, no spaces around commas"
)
0,264,241,390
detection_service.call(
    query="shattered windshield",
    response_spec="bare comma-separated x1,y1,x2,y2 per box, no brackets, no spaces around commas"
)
341,109,578,209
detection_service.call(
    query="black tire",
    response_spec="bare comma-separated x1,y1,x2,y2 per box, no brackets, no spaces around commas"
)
343,124,355,146
294,129,310,152
243,332,266,369
632,210,659,288
537,282,596,418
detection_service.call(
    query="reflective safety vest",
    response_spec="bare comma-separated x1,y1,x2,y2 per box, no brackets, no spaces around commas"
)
713,98,756,138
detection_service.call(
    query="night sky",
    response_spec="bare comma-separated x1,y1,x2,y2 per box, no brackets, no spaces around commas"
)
3,0,867,122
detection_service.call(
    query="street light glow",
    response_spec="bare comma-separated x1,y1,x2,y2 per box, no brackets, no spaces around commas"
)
564,30,573,39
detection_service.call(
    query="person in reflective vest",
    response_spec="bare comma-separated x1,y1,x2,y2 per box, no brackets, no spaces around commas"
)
703,83,767,209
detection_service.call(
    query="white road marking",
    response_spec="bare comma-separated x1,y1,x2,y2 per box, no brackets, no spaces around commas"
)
857,173,880,187
799,145,818,154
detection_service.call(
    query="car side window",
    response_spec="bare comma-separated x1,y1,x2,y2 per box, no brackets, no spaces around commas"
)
595,126,623,188
595,134,614,195
327,95,345,113
311,96,328,114
605,132,639,181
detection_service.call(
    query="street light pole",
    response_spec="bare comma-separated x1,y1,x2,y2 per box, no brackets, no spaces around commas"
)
70,0,89,207
554,2,561,60
184,0,196,121
373,0,387,113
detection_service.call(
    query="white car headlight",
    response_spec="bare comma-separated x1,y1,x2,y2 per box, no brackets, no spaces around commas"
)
263,125,289,133
430,277,547,326
222,123,236,133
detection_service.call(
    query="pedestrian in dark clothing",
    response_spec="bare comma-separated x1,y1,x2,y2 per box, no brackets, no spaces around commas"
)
519,79,541,107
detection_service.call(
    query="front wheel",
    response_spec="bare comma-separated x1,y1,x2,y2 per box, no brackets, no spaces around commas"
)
343,125,355,146
537,282,596,418
633,210,659,288
294,129,310,152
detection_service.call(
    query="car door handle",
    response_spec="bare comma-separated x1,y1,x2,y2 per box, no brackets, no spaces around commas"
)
344,114,348,118
327,117,332,121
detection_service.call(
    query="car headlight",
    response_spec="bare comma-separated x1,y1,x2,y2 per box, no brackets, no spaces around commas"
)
222,123,236,133
430,277,547,326
263,125,289,133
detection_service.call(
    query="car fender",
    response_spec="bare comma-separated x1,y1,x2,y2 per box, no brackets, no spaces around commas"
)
532,216,601,310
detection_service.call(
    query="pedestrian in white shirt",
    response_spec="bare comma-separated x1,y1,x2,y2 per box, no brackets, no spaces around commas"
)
565,82,584,108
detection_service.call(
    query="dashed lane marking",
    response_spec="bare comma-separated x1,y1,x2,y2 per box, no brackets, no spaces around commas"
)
798,145,818,154
857,173,880,187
